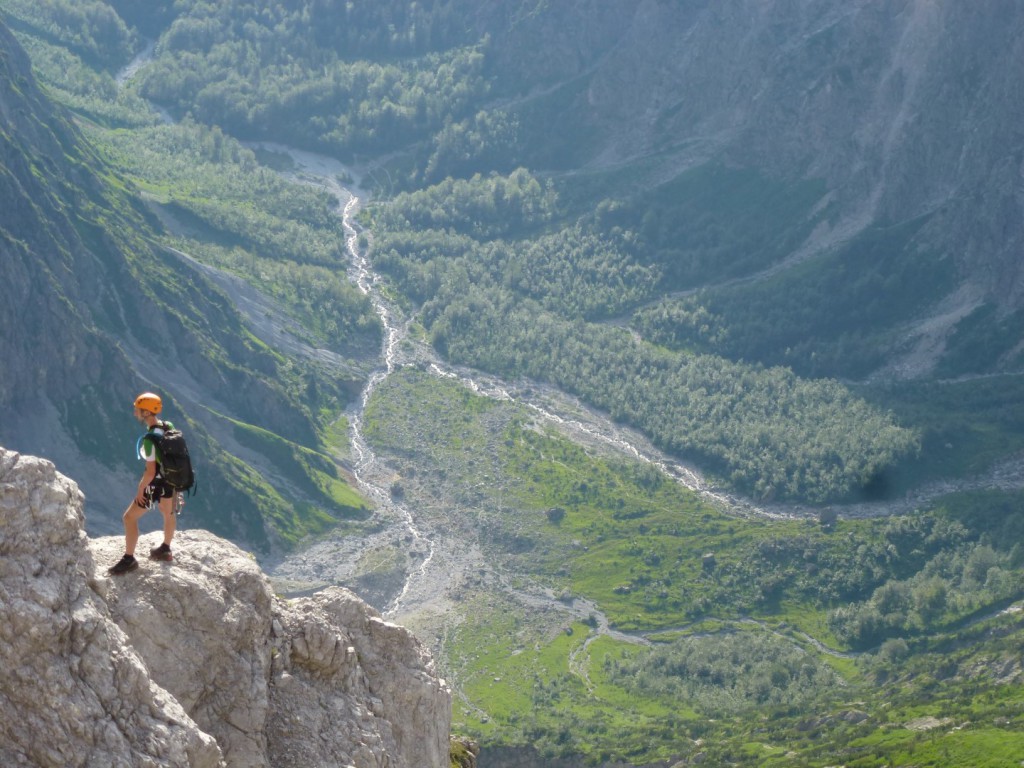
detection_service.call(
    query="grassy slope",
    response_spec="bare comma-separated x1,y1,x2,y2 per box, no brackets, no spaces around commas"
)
365,369,1024,765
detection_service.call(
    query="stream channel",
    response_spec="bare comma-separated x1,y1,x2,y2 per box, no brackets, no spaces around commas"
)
115,41,1024,646
248,148,1024,627
239,144,757,624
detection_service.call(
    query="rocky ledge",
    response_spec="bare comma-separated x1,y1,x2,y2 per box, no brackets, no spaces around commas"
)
0,446,451,767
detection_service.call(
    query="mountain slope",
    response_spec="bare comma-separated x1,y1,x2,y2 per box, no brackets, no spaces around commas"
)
64,0,1024,380
0,20,119,411
57,0,1023,381
494,0,1024,376
0,19,368,551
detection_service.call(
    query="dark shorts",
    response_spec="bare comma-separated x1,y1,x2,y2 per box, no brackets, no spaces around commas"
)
144,477,175,503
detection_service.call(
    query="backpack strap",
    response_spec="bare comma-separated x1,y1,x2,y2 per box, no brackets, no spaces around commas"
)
136,422,166,461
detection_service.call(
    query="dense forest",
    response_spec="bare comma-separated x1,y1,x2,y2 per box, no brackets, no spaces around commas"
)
121,0,494,164
370,172,919,502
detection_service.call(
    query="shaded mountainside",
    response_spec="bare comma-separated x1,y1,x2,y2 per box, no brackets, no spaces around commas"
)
486,0,1024,377
0,445,451,768
500,0,1024,292
0,20,368,552
0,22,124,416
58,0,1024,380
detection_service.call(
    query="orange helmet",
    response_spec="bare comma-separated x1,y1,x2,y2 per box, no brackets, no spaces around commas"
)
133,392,163,414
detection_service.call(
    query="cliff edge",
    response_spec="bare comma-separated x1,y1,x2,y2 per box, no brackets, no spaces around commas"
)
0,446,451,767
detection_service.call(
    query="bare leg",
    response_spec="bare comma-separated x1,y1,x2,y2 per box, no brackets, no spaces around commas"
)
158,493,177,547
122,501,148,557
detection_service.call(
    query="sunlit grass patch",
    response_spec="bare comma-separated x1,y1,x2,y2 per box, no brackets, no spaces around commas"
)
449,603,696,762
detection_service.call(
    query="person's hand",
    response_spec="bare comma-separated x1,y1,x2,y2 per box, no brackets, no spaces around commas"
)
135,494,149,508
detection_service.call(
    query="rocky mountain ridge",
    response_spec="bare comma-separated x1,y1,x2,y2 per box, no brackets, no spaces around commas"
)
506,0,1024,303
472,0,1024,378
0,445,451,767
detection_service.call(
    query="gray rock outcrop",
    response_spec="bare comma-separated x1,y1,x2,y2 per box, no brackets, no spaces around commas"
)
0,446,451,767
0,448,222,767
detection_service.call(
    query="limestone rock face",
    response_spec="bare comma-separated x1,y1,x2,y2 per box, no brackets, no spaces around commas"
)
0,446,451,768
0,448,223,768
267,589,452,768
90,532,274,767
480,0,1024,308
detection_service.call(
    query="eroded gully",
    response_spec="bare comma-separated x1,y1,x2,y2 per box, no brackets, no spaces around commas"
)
116,47,1024,645
226,145,783,630
234,155,1024,682
171,143,1024,649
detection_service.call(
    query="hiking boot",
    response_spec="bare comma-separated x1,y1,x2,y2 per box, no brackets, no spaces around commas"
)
108,554,138,575
149,543,173,562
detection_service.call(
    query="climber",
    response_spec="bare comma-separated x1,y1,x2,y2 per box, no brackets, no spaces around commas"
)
108,392,179,575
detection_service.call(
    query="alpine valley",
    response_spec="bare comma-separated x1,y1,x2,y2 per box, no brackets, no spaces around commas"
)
1,1,1024,766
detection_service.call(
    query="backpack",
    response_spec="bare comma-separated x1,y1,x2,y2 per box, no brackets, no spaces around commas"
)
148,422,196,493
